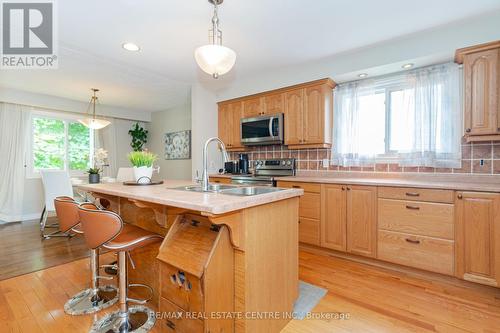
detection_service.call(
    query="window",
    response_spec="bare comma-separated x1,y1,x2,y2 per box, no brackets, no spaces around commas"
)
29,112,94,177
333,63,461,168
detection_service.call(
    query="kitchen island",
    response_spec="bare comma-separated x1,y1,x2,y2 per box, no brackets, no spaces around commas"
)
78,180,303,333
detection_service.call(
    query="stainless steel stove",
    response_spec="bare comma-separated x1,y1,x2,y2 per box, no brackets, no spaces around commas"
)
230,158,296,187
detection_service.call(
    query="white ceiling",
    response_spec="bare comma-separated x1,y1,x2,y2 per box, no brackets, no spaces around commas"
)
1,0,500,112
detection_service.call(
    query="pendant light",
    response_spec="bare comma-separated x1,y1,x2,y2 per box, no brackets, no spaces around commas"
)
194,0,236,79
78,88,111,130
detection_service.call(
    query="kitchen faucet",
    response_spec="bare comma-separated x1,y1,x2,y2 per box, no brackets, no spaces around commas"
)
202,137,230,191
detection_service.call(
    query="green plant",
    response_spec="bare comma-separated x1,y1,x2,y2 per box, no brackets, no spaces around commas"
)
128,123,148,151
128,151,157,168
87,167,101,174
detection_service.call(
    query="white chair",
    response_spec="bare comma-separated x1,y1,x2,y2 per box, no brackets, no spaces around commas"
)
40,170,74,239
116,167,134,182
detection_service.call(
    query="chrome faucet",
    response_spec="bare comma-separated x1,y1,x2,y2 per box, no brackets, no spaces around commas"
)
202,137,230,191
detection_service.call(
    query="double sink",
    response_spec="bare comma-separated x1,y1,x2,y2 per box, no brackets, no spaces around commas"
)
174,184,283,196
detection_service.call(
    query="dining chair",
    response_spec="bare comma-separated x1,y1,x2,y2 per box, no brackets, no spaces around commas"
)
40,170,74,239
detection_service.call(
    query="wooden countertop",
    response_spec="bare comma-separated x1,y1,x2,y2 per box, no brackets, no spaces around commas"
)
78,179,303,215
211,172,500,192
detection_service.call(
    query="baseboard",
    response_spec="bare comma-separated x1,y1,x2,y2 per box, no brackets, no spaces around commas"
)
0,211,54,224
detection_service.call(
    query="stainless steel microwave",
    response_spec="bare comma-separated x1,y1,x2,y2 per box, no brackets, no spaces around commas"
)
240,113,284,145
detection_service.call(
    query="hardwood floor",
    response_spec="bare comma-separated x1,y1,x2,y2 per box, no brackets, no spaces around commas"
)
1,250,500,332
0,218,90,281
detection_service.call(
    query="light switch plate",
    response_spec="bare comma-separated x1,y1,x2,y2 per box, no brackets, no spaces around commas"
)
322,159,329,168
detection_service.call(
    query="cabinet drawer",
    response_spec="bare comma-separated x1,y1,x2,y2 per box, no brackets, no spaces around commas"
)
277,181,321,193
299,218,320,245
378,187,454,203
160,263,204,313
160,297,204,333
378,230,454,275
378,199,454,239
299,192,320,219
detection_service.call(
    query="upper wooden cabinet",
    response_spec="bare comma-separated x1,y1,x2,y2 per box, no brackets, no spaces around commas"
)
455,41,500,142
456,191,500,287
218,101,244,150
218,78,335,150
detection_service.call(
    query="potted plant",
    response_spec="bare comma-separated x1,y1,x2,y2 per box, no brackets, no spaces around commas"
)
87,167,101,184
87,148,108,184
128,150,158,184
128,123,148,151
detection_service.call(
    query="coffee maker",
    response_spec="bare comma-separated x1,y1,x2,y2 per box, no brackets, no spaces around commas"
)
238,154,249,174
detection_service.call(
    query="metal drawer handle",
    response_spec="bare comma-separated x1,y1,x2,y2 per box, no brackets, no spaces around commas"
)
405,192,420,197
405,205,420,210
405,238,421,244
292,185,301,189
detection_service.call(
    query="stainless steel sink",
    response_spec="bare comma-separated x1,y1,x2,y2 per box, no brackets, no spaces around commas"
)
172,183,284,196
219,186,283,196
173,183,238,193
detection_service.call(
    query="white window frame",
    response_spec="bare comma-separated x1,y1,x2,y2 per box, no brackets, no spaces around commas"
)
27,110,95,178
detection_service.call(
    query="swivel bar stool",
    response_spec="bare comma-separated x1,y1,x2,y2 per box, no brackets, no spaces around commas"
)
78,203,163,332
53,197,119,315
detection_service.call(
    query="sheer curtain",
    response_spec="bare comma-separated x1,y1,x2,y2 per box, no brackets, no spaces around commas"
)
0,103,31,222
333,62,461,168
95,117,117,177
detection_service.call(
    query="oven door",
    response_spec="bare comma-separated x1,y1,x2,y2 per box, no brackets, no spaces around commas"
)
240,114,283,145
231,177,275,187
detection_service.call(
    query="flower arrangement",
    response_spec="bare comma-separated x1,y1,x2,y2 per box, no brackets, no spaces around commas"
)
87,148,108,183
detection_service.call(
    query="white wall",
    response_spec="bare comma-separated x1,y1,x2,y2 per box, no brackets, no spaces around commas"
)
149,104,192,180
191,83,222,180
216,10,500,101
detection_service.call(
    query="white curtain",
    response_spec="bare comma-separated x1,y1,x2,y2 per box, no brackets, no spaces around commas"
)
0,103,31,222
333,62,461,168
95,118,117,177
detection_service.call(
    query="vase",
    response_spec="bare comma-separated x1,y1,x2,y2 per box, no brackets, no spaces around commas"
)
89,173,100,184
133,166,153,184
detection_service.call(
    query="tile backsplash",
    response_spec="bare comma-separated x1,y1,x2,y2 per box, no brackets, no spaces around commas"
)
229,141,500,175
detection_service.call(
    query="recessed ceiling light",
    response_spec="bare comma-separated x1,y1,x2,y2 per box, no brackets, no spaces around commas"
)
402,63,414,69
358,73,368,78
122,42,141,52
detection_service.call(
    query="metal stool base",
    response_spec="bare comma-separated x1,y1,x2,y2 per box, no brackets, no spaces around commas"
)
90,305,156,333
64,285,118,315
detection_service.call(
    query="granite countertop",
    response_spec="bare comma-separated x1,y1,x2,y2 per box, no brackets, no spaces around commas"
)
78,179,303,215
276,172,500,192
211,172,500,192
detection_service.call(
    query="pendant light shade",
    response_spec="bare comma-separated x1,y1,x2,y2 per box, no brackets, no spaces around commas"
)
78,118,111,130
194,0,236,79
78,88,110,130
194,44,236,78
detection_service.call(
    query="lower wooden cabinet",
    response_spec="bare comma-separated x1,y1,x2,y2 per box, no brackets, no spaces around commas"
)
456,191,500,287
321,184,347,251
321,184,377,258
346,186,377,258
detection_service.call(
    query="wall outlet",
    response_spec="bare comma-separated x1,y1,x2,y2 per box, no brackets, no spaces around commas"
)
322,159,329,168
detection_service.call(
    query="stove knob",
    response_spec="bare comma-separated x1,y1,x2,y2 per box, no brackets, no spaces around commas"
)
286,160,292,166
281,160,286,166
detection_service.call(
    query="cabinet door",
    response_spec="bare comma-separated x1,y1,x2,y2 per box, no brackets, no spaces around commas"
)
218,104,233,148
463,49,499,136
230,102,243,149
321,184,346,251
242,97,263,118
264,93,285,115
284,89,304,145
456,192,500,287
346,186,377,258
303,85,325,144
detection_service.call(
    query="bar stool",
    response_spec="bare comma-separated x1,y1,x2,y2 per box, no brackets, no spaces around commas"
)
53,197,119,315
78,203,164,332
